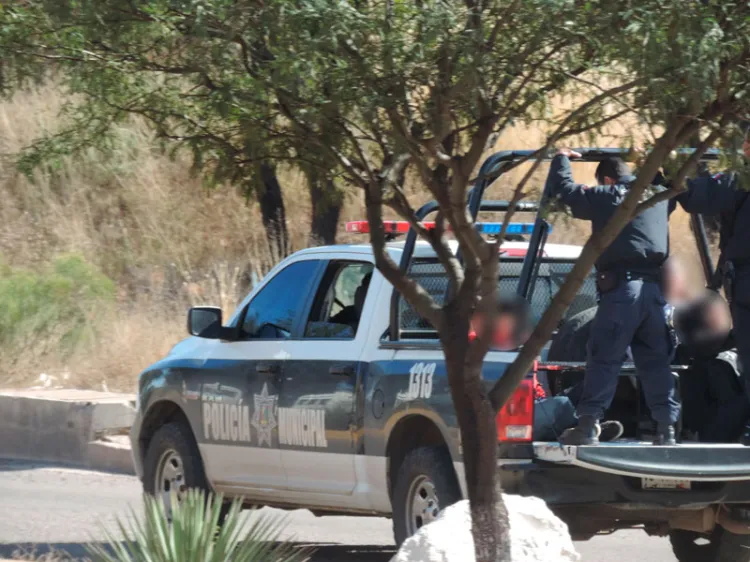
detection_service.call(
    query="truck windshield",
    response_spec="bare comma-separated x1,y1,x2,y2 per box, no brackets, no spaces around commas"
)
399,258,598,338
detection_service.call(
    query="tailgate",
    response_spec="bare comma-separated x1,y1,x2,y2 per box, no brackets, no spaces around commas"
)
534,442,750,481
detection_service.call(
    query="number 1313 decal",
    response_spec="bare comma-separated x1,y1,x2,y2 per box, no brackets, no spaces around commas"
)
408,362,436,400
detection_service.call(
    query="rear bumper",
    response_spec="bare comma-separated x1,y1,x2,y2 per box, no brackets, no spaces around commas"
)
498,441,750,510
500,460,750,508
533,442,750,481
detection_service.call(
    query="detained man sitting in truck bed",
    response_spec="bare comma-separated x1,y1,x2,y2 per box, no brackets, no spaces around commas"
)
468,296,624,441
549,258,745,443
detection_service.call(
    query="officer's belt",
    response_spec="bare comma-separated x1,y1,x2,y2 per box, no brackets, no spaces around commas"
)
598,270,662,283
596,269,661,293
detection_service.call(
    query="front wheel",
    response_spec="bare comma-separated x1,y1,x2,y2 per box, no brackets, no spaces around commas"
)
670,528,750,562
143,421,228,521
391,446,462,546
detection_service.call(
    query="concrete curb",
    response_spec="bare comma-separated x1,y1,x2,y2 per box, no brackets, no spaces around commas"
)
87,437,135,475
0,390,136,474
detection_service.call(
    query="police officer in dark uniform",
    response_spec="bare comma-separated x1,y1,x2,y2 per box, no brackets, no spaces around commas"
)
548,149,680,446
674,127,750,444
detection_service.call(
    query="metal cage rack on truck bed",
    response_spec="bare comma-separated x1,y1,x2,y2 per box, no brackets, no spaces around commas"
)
388,147,721,342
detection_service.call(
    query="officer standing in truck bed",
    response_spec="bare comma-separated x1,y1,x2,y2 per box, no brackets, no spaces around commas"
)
548,148,680,446
674,123,750,444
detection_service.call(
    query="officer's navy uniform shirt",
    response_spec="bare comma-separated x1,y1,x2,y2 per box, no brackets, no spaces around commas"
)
546,155,670,273
676,172,750,263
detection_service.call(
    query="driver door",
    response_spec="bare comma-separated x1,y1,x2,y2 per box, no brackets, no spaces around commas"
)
198,258,323,493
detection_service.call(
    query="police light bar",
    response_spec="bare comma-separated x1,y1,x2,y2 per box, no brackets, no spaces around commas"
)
345,221,543,235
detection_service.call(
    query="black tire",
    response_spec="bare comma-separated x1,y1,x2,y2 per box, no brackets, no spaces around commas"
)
142,421,229,524
143,421,210,496
391,446,462,546
670,528,750,562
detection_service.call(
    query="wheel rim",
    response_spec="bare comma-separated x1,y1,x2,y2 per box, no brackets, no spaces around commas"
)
154,449,186,515
405,475,440,535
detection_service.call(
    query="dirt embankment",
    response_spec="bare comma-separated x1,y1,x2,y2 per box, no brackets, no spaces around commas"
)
0,86,716,391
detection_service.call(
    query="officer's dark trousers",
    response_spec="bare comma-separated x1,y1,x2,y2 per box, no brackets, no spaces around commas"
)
730,265,750,406
576,279,680,424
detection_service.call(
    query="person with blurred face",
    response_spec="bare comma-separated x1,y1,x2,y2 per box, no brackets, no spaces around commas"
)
675,120,750,444
469,298,625,442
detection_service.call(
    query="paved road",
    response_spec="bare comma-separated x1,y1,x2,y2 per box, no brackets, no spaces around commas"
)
0,460,675,562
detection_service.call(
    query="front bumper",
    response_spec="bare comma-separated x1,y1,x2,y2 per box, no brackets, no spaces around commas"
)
129,413,145,480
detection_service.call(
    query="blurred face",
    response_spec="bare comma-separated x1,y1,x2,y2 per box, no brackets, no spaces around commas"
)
493,313,516,349
470,310,520,350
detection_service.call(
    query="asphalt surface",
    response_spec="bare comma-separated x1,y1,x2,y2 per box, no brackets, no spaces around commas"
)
0,460,676,562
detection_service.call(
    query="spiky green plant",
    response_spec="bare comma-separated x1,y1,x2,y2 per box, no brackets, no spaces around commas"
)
87,489,311,562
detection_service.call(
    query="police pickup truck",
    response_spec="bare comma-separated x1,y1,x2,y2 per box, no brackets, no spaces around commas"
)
130,149,750,562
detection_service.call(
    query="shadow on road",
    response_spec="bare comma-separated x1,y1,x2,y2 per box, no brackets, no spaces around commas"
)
0,542,396,561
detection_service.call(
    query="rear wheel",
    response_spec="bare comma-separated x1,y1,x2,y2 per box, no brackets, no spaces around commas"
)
670,528,750,562
391,446,462,546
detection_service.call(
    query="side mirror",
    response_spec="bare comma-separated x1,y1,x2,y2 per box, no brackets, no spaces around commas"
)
187,307,223,339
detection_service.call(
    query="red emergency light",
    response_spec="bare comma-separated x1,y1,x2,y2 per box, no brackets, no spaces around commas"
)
345,220,539,236
346,221,436,234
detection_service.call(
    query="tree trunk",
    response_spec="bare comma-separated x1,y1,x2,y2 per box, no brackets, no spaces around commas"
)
258,163,290,259
443,327,511,562
308,170,343,245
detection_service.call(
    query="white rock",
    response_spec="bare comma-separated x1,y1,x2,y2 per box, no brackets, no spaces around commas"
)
391,495,580,562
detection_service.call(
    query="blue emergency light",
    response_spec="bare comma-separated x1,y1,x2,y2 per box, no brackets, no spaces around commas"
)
474,222,548,235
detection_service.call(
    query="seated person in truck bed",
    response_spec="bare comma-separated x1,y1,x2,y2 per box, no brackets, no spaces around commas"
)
674,292,749,442
550,274,744,442
469,296,624,441
468,294,531,351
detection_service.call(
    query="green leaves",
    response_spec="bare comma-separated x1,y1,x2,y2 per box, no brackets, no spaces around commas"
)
87,489,312,562
0,255,115,358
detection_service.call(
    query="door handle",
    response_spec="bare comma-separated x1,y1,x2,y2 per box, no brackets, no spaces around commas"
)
256,362,280,375
329,364,355,376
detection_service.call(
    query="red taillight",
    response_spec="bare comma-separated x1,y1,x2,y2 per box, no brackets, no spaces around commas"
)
496,375,536,442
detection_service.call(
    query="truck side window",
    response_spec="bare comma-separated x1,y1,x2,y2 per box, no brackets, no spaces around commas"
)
240,260,319,339
304,261,374,339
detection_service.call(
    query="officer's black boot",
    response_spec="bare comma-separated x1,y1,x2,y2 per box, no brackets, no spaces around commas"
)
653,423,676,446
559,415,600,446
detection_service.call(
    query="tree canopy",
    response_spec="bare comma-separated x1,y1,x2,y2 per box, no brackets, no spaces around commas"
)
3,1,750,561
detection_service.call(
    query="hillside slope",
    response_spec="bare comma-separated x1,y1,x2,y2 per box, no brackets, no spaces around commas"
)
0,86,715,390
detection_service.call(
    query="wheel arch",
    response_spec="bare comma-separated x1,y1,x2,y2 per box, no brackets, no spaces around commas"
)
137,399,195,465
385,413,459,499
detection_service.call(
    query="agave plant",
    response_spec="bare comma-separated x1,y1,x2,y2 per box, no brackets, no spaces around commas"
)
88,489,311,562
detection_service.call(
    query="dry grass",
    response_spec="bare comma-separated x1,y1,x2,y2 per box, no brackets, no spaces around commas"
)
0,85,316,390
0,84,715,391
